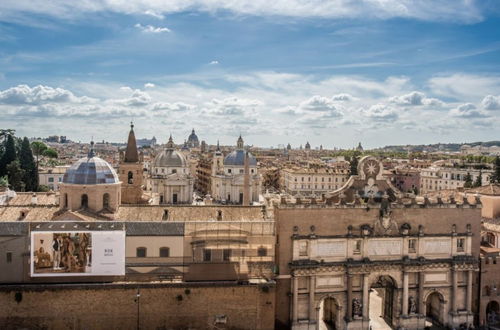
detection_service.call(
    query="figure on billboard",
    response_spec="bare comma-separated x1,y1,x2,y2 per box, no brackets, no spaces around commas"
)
33,232,92,274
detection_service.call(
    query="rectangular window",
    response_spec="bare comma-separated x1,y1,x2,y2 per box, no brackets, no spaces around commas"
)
354,240,362,254
223,249,231,261
258,247,267,257
136,247,147,258
457,238,465,252
299,241,308,257
6,252,12,263
203,249,212,262
48,177,54,182
408,239,417,253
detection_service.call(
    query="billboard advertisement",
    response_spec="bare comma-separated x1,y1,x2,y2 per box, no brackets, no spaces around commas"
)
31,231,125,277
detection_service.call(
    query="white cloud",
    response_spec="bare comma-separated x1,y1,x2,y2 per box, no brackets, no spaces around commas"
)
144,83,155,88
449,103,487,118
428,74,500,100
481,95,500,110
363,104,398,121
144,10,164,19
331,93,355,101
209,60,219,65
298,95,343,117
134,23,171,33
114,89,151,107
389,91,425,105
0,1,483,23
0,84,91,104
152,102,195,112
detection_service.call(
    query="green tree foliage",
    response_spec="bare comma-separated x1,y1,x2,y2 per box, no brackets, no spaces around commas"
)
473,170,482,187
37,184,50,192
464,172,473,188
349,156,359,176
30,141,47,172
43,148,58,159
19,137,38,191
6,160,25,191
0,134,17,177
0,175,8,188
491,156,500,184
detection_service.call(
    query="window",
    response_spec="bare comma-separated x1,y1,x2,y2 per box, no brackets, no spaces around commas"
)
48,177,54,182
172,169,177,174
136,247,147,258
128,171,133,184
162,210,169,220
6,252,12,263
217,210,222,221
408,239,417,253
228,169,232,174
457,238,465,252
258,247,267,257
354,240,362,254
299,241,308,257
159,247,170,258
81,194,88,208
203,249,212,262
240,169,244,174
58,177,62,182
223,249,231,261
103,193,110,209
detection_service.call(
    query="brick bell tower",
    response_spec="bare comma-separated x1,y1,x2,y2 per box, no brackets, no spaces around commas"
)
119,122,144,204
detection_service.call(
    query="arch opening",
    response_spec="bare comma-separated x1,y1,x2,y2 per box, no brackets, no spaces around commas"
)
319,296,339,330
128,171,133,184
425,291,445,327
81,194,88,209
369,275,396,329
487,300,500,326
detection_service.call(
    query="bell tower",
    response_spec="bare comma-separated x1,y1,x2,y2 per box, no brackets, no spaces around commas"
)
119,122,144,204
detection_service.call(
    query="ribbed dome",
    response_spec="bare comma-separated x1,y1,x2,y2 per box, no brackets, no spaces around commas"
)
223,150,257,166
188,129,199,143
153,149,187,167
63,156,119,185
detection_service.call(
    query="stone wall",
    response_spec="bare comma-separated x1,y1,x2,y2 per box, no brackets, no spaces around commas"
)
0,282,275,330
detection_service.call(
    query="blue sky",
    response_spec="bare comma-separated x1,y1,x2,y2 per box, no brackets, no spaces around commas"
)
0,0,499,148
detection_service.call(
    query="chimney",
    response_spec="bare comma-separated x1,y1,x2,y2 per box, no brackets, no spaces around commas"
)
243,151,250,206
31,193,38,205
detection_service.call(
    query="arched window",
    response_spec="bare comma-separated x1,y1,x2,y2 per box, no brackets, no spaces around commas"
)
172,169,177,174
128,171,133,184
162,210,169,220
159,247,170,257
217,210,222,221
103,193,110,209
64,193,68,208
136,247,147,258
81,194,88,208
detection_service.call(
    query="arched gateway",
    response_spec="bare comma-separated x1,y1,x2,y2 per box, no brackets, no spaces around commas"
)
278,156,478,330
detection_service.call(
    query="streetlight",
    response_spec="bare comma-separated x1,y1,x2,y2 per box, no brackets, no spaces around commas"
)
134,289,141,330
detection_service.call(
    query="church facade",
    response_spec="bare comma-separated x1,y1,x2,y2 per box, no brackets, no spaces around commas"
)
275,156,480,330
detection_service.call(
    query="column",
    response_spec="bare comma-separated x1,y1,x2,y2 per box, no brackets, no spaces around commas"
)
293,276,299,324
466,270,473,312
362,274,369,321
309,276,316,323
418,272,425,315
403,271,409,317
452,268,458,314
346,274,353,322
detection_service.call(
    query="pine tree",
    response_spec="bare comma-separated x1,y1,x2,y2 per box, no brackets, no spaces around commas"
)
0,134,17,177
30,141,47,175
19,137,38,191
473,170,482,188
6,160,25,191
464,172,473,188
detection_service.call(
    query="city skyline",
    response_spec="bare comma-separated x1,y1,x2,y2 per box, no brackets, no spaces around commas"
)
1,1,500,148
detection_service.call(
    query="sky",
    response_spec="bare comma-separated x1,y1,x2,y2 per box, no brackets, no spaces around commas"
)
0,0,500,149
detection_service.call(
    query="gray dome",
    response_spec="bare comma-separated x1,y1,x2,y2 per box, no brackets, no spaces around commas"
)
63,156,119,185
153,149,187,167
223,150,257,166
188,129,199,143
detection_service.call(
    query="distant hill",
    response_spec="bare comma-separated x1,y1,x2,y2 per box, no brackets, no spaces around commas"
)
377,141,500,153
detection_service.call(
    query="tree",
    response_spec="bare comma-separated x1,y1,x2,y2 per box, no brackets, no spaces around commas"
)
43,148,58,159
464,172,473,188
30,141,47,174
474,170,482,188
19,137,38,191
0,134,17,177
491,156,500,184
6,160,25,191
349,156,359,176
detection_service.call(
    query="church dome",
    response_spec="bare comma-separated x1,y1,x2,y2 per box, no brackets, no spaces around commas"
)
188,129,199,143
153,149,187,167
63,144,119,185
223,150,257,166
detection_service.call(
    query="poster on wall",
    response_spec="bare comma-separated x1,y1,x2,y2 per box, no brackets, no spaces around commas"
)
30,231,125,277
